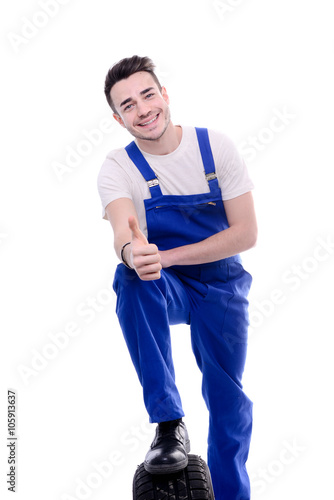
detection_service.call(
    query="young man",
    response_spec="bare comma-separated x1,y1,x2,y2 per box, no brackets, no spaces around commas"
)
97,55,257,500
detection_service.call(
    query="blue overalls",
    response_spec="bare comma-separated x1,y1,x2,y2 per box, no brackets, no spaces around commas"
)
113,128,253,500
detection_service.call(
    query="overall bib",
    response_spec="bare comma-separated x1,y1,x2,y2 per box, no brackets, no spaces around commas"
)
113,128,253,500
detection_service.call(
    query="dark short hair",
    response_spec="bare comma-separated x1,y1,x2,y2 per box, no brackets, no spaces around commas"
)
104,55,162,113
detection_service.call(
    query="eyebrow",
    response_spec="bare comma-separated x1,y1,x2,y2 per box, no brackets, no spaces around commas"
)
119,87,155,108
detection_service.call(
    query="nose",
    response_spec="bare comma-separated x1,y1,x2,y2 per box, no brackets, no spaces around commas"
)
136,100,151,118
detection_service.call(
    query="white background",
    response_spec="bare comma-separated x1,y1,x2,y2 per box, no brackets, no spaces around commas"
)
1,0,333,499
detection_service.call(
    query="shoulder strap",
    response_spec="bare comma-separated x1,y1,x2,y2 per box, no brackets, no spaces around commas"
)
125,141,163,197
195,128,219,191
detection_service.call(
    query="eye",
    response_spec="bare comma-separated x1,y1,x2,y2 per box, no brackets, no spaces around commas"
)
124,103,133,111
145,93,155,99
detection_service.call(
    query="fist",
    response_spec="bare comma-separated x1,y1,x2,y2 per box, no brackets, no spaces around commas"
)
128,216,162,281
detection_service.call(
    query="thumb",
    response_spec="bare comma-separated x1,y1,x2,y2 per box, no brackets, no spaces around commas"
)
128,216,148,245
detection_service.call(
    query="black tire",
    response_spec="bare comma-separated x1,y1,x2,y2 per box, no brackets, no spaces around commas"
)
133,454,215,500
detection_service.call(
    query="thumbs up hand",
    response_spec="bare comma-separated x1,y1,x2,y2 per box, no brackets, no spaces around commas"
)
128,216,149,246
128,216,162,281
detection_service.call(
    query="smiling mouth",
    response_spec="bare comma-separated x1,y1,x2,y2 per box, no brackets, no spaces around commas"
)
138,114,159,127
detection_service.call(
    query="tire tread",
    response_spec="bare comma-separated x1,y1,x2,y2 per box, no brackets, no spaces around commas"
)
133,454,214,500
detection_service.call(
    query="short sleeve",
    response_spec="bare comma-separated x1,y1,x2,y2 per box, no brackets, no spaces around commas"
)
97,155,133,220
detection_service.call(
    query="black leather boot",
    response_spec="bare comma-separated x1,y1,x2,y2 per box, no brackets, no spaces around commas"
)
144,419,191,474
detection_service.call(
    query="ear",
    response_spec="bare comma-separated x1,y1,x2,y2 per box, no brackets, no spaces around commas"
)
161,86,170,105
113,112,125,128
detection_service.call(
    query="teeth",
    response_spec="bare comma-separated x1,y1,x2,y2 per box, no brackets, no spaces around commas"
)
140,115,158,126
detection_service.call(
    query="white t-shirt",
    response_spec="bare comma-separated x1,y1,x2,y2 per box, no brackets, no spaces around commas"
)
97,125,254,237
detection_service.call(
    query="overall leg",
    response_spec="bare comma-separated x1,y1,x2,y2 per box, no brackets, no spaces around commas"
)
113,264,190,423
190,263,253,500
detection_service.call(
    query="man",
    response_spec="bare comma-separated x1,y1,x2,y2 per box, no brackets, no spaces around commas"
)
97,55,257,500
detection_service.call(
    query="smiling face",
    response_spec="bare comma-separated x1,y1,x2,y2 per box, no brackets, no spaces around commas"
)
110,71,172,143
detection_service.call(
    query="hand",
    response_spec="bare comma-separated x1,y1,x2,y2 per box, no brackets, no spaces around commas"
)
128,216,162,281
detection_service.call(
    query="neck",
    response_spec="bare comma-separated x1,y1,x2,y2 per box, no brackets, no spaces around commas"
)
137,123,182,155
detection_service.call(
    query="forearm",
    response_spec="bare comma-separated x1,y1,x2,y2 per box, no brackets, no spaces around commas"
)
114,230,132,263
160,224,257,267
105,199,136,265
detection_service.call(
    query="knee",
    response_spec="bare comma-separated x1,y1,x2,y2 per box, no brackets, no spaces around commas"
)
113,263,166,300
113,264,148,305
113,263,137,289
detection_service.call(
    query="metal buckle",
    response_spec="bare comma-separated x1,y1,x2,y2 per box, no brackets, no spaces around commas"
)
147,179,159,188
205,172,217,182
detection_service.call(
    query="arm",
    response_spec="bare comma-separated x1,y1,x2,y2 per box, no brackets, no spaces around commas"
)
105,198,162,280
159,191,258,267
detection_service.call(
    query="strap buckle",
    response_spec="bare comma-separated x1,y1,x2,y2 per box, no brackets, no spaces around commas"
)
147,179,159,188
205,172,217,182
